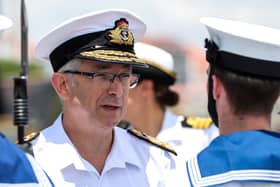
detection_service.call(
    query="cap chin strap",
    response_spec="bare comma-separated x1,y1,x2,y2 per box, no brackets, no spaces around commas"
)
204,39,219,127
207,65,219,127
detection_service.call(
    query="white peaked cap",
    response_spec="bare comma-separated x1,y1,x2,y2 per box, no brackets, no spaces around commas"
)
134,42,176,82
35,9,147,72
0,15,12,31
134,42,175,77
200,17,280,79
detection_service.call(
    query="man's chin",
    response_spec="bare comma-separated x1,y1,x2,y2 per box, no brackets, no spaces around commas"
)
103,117,122,127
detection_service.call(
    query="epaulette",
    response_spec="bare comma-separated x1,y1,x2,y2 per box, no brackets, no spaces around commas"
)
16,131,40,145
127,128,177,156
181,116,212,129
16,132,39,155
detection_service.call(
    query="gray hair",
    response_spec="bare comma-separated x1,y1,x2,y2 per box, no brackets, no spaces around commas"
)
55,59,82,108
58,59,82,87
58,59,81,72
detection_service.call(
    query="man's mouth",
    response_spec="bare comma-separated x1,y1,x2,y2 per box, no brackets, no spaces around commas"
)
102,104,121,110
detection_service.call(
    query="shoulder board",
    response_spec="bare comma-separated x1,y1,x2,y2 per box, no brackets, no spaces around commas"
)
127,128,177,156
15,132,39,155
181,116,212,129
16,132,40,144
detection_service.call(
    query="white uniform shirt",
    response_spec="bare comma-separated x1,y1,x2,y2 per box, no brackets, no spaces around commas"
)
157,110,219,160
32,114,175,187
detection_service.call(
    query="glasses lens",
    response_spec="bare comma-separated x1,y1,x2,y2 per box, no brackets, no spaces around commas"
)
94,72,112,81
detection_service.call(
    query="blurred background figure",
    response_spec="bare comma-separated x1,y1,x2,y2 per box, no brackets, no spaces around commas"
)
121,42,219,159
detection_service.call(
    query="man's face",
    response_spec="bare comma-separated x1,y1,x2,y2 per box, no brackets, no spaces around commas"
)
68,61,132,127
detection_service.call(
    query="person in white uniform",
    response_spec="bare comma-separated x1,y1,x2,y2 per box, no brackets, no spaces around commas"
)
0,14,53,187
31,9,176,187
185,17,280,186
122,42,219,160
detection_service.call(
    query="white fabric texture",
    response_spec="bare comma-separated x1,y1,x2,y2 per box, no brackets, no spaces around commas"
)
32,114,175,187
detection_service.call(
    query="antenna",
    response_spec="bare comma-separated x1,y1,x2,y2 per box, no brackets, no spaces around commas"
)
13,0,29,144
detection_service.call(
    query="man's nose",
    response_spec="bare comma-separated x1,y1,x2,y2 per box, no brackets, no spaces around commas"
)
107,77,123,97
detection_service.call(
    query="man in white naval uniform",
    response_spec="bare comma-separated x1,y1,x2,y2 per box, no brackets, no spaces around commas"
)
185,17,280,186
31,9,176,187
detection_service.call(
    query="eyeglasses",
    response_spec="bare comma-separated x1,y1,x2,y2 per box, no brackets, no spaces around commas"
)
62,70,140,88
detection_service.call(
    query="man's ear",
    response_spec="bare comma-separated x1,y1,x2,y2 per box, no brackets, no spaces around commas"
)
51,73,72,100
212,74,223,100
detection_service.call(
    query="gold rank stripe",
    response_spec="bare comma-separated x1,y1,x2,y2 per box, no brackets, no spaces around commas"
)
16,131,40,144
80,50,147,63
128,128,177,156
184,116,212,129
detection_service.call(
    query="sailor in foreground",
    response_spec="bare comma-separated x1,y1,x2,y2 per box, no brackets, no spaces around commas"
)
185,17,280,186
31,9,176,187
0,15,53,187
122,42,219,160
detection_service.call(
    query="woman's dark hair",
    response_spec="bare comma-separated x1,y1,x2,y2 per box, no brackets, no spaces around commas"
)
153,82,179,109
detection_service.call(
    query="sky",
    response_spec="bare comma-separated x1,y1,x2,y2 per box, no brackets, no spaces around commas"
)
2,0,280,50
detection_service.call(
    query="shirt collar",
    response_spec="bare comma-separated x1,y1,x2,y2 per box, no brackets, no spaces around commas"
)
34,114,142,173
34,114,86,171
104,127,143,171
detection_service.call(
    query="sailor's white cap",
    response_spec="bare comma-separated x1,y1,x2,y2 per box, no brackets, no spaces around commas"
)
35,9,148,72
0,15,12,31
134,42,176,85
200,17,280,79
